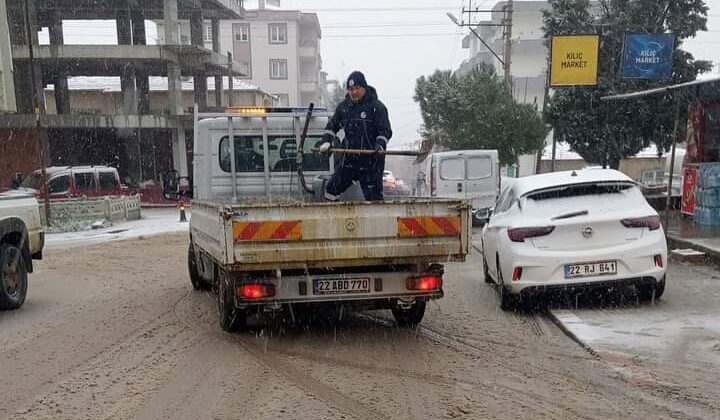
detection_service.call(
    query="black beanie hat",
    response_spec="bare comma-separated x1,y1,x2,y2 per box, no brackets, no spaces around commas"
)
346,71,368,89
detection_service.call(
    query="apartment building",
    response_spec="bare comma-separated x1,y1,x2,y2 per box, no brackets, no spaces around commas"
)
158,9,324,107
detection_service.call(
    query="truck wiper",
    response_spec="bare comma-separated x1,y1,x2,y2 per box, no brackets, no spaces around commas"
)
551,210,589,220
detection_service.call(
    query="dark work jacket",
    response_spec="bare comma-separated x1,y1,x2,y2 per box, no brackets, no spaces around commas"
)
324,86,392,169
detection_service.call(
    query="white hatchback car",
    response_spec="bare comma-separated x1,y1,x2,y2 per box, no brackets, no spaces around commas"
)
481,169,667,309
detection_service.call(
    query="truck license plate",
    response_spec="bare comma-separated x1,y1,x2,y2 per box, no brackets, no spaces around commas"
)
564,261,617,278
313,278,370,295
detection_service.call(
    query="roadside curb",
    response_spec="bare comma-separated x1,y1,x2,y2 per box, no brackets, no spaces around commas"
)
667,234,720,267
545,309,601,359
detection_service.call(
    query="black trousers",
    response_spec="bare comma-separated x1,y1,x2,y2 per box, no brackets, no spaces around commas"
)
326,163,384,201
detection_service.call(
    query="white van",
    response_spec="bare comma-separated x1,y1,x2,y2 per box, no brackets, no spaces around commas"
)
414,150,500,226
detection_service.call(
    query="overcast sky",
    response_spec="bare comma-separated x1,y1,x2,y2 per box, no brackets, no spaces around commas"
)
44,0,720,148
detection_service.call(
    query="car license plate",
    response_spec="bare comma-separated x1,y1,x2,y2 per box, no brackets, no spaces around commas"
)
313,278,371,295
564,261,617,278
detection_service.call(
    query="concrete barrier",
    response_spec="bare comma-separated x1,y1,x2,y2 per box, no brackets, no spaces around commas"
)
40,195,142,231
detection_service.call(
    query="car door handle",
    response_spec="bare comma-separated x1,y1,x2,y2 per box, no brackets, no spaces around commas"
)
457,182,463,192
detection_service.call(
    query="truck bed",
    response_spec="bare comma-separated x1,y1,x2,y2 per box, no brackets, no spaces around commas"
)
191,198,471,271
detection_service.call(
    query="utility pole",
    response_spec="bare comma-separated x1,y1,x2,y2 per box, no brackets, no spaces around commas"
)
447,0,513,87
502,0,513,89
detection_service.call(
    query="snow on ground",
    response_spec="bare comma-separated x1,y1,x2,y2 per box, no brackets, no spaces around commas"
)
45,208,189,250
549,263,720,367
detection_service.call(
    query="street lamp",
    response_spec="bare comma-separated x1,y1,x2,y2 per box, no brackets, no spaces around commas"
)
447,12,460,26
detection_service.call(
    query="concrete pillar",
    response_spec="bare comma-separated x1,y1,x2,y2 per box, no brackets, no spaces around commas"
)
212,18,224,107
0,0,17,112
131,10,146,45
48,13,70,114
136,72,150,114
189,7,207,110
116,10,132,45
167,63,183,116
13,0,44,114
172,124,188,177
164,0,183,115
116,9,137,115
120,65,137,115
163,0,180,45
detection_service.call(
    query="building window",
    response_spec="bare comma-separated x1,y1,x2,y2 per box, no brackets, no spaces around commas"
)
269,59,288,79
268,23,287,44
234,25,250,43
203,22,213,44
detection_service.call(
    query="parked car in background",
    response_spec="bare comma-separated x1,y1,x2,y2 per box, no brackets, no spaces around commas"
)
20,166,123,199
414,150,500,226
383,170,410,197
481,169,667,310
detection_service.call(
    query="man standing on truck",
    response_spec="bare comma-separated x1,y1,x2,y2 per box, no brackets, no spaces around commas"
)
320,71,392,201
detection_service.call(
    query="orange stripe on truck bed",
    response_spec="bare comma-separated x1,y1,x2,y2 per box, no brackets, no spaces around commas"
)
233,221,302,241
398,216,461,237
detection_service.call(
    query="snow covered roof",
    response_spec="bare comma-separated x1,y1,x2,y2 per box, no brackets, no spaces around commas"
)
46,76,267,94
513,169,634,197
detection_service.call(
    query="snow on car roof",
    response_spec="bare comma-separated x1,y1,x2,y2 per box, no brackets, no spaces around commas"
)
513,169,634,197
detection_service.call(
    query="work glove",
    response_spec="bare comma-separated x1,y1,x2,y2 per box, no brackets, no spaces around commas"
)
319,142,332,154
374,143,385,155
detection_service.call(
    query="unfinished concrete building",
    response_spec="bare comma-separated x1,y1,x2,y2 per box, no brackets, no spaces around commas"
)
0,0,247,191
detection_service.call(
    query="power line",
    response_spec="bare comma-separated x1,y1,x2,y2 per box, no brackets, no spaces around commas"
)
304,6,459,12
323,33,465,38
322,22,451,28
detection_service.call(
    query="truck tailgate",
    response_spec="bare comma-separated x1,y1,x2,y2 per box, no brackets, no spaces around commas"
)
215,199,470,270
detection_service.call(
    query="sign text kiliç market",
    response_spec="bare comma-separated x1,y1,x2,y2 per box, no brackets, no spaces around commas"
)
561,52,590,69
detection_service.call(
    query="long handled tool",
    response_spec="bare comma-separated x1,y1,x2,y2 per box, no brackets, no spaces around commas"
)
312,147,423,156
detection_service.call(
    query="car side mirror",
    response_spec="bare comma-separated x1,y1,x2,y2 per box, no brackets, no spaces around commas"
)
163,170,181,201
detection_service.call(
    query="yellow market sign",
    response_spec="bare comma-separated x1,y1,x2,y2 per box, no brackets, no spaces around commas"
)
550,35,600,87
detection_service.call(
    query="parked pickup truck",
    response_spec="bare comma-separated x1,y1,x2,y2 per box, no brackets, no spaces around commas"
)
0,191,45,310
164,106,471,331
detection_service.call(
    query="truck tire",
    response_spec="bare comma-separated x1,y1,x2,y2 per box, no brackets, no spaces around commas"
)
0,243,28,310
188,243,210,290
217,269,246,332
392,300,426,327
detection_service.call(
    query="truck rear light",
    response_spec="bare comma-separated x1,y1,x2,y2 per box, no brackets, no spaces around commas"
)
238,284,276,299
512,267,523,281
654,254,664,268
406,275,442,291
621,215,661,231
507,226,555,242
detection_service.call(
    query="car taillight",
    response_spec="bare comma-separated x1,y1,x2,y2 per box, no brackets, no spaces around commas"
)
238,284,275,299
406,275,442,291
507,226,555,242
512,267,523,281
654,254,664,268
621,215,661,231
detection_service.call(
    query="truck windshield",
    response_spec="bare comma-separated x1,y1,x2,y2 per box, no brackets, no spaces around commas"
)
219,135,330,173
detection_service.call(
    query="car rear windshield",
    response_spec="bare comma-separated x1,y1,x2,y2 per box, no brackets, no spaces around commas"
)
526,182,635,201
